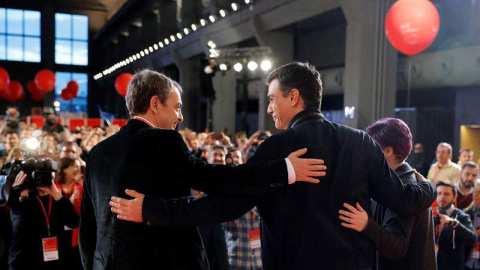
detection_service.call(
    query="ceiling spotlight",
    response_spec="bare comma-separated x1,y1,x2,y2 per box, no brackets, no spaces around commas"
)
184,28,189,35
200,19,206,26
209,15,216,23
136,53,140,58
170,35,176,42
149,46,153,52
164,38,169,45
219,9,226,17
153,44,158,50
261,60,272,71
129,57,133,61
219,63,228,71
177,33,182,39
159,42,164,48
231,3,238,11
192,24,197,31
245,0,251,3
126,59,130,64
144,49,149,55
207,40,216,48
204,65,214,74
54,101,60,107
140,51,145,57
133,55,137,60
248,61,258,71
233,62,243,72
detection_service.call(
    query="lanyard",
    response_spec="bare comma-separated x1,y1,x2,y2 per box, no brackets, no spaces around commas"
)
132,116,155,127
36,196,52,236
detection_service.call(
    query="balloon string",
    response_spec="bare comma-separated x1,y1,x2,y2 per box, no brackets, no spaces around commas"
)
406,57,411,124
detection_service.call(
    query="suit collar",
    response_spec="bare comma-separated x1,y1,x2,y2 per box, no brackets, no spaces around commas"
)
288,108,324,129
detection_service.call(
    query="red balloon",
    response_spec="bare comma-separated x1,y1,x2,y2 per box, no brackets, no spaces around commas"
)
0,67,10,90
385,0,440,56
67,81,79,97
115,73,133,97
61,88,74,101
31,89,44,102
35,69,56,93
4,81,24,102
27,80,40,93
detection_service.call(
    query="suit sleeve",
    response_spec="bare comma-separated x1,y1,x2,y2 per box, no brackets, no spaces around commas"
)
368,137,436,215
454,212,476,246
142,194,256,226
79,159,96,270
362,209,409,259
168,131,288,195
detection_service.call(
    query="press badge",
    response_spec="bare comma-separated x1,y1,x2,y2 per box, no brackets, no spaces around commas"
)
471,243,480,259
249,229,261,249
42,237,59,261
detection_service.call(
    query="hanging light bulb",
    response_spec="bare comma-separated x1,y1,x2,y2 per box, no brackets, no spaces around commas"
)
233,62,243,72
248,61,258,71
260,60,272,71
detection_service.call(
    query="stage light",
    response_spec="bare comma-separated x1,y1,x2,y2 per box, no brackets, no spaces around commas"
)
184,28,189,35
177,33,182,39
219,63,228,71
248,61,258,71
200,19,206,26
204,65,214,74
170,35,176,42
144,49,149,55
164,39,169,45
153,44,158,50
231,3,238,11
261,60,272,71
140,51,145,57
192,24,197,31
219,10,226,17
233,62,243,72
159,42,164,48
209,15,216,23
149,46,153,52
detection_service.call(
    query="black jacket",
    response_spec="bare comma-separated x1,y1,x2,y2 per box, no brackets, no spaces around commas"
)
141,109,436,270
363,162,437,270
79,119,289,270
436,207,476,270
8,192,79,270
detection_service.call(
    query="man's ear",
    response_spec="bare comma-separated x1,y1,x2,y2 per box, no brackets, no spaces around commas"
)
289,89,300,105
150,96,159,113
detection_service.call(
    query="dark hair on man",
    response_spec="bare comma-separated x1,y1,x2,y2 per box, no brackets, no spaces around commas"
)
462,161,478,171
5,129,19,136
436,180,457,196
365,118,412,162
266,62,323,110
125,69,183,117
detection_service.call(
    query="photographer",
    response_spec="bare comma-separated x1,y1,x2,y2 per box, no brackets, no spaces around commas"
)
8,161,79,270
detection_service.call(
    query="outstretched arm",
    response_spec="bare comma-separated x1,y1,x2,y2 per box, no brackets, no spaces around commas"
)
110,189,255,226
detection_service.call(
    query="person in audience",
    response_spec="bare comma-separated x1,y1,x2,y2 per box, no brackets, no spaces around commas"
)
427,142,461,184
455,162,479,209
459,148,475,168
407,142,430,177
9,170,79,270
55,157,83,270
464,179,480,270
434,180,476,270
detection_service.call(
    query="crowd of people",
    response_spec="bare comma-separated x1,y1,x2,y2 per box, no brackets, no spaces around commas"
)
0,62,479,270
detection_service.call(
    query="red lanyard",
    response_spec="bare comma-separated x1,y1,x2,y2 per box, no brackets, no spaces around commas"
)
132,116,155,127
36,196,52,236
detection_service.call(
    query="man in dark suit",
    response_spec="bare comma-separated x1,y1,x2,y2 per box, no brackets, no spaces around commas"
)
79,69,325,270
111,62,437,270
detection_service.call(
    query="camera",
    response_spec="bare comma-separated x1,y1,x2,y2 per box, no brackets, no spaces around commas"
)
1,158,57,192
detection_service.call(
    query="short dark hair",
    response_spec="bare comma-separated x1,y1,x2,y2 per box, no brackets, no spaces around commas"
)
436,180,457,196
266,62,323,110
462,161,478,171
365,118,412,162
125,69,183,117
55,157,77,184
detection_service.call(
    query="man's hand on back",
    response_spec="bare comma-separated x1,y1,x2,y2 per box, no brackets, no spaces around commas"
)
110,189,145,223
288,148,326,184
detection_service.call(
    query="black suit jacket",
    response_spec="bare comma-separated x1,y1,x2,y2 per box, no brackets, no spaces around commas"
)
140,109,437,270
79,119,289,270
